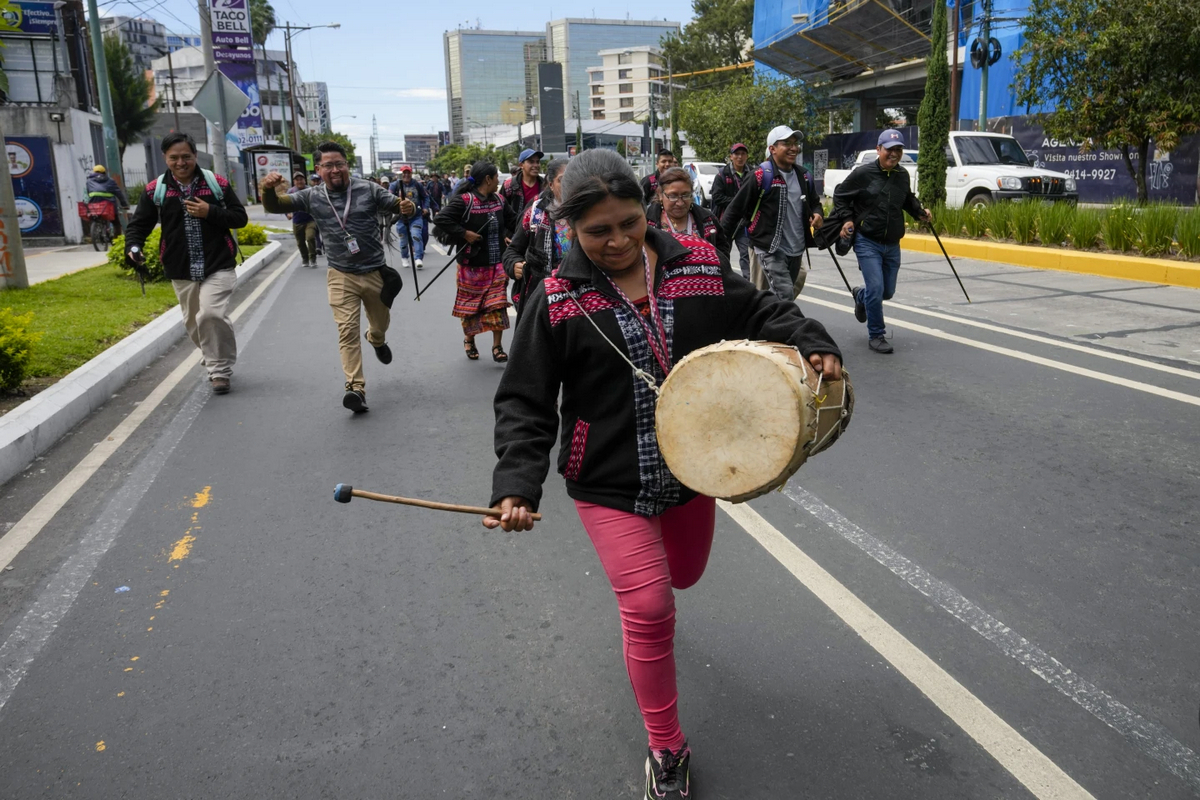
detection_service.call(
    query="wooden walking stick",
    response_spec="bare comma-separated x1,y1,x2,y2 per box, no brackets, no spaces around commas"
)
333,484,543,521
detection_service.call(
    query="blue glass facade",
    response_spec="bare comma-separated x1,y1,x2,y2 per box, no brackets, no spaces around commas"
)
444,30,546,144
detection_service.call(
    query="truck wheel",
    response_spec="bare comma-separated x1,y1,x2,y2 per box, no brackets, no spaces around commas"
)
967,192,992,210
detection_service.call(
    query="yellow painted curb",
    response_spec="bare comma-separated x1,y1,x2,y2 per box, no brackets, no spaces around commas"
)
900,233,1200,289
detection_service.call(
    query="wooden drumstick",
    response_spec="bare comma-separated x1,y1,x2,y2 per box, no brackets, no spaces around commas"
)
333,484,543,521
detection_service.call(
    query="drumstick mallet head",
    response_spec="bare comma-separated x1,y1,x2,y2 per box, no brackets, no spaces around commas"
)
334,483,354,503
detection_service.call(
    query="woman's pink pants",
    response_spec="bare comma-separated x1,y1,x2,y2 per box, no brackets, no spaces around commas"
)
575,495,716,751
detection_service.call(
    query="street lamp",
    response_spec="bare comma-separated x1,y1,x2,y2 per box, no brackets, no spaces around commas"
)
281,22,340,149
332,115,357,122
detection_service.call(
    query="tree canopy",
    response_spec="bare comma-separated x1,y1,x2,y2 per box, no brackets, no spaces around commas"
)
426,143,510,176
299,130,356,167
249,0,275,46
1013,0,1200,202
103,34,159,159
660,0,753,86
916,0,949,208
678,74,823,162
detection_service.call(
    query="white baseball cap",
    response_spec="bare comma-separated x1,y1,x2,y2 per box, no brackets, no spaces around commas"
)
766,125,801,147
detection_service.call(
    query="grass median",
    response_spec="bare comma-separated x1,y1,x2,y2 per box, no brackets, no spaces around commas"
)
0,245,264,413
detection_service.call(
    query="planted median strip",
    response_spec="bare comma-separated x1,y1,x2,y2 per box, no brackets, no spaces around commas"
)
0,246,264,414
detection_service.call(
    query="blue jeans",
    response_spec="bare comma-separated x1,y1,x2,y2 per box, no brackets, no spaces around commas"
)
852,234,901,339
734,234,750,280
397,217,424,260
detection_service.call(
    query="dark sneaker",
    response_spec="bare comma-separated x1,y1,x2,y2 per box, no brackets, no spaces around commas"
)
371,339,393,365
210,377,231,394
852,286,867,323
869,336,894,354
645,743,691,799
342,389,369,413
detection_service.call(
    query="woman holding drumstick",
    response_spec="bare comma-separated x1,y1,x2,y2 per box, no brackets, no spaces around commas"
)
433,161,511,362
484,150,843,798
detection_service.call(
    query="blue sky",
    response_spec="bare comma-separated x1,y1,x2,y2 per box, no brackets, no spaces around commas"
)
102,0,698,157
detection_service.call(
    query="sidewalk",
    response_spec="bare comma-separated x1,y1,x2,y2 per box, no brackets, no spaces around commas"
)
22,246,109,286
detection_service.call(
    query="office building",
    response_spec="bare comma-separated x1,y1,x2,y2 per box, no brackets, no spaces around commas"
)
301,81,330,133
166,32,202,52
587,46,666,123
443,28,546,144
404,135,439,169
377,150,405,167
546,18,680,114
98,15,168,72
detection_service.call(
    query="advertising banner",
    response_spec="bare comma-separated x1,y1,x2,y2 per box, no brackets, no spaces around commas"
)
217,61,264,149
0,1,58,35
253,151,292,188
6,136,62,236
1007,118,1199,204
210,0,252,48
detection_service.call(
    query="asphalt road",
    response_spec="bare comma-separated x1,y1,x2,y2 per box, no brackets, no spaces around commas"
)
1,233,1198,799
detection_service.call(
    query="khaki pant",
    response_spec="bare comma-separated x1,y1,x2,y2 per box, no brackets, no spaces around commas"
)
327,267,390,393
172,269,237,379
293,220,317,263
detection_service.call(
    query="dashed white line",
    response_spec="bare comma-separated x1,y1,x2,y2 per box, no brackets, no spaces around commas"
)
779,483,1200,793
720,499,1097,800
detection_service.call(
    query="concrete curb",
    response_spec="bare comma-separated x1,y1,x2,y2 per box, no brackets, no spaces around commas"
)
0,240,284,487
900,233,1200,288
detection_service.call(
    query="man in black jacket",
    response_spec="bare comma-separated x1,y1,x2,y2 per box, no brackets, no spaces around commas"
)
639,150,677,204
125,132,247,395
719,126,824,300
498,148,544,237
708,142,751,278
833,129,930,354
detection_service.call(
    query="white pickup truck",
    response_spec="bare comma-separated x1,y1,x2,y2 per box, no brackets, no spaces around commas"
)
821,131,1079,210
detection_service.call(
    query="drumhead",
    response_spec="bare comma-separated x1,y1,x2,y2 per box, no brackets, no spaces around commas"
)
657,343,809,501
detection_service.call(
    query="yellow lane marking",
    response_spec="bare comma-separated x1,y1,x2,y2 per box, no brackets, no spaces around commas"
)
95,741,105,752
190,486,212,508
168,534,196,563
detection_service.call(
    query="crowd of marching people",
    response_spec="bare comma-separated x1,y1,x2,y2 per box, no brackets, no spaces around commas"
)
130,127,926,798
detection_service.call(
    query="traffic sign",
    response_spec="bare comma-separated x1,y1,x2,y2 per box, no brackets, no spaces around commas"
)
192,69,250,133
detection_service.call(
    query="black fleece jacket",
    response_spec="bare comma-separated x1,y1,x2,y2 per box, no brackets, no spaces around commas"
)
491,226,842,516
498,174,544,238
831,159,925,244
645,201,731,254
719,160,823,253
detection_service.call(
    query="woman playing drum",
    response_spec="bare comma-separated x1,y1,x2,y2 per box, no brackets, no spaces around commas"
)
484,150,843,798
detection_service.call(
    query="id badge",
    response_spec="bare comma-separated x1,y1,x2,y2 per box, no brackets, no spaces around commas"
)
345,236,360,255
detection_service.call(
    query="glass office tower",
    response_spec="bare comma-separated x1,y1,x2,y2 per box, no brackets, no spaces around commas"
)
546,18,680,114
444,29,546,144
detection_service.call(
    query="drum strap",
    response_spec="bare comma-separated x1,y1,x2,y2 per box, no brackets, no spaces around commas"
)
565,292,662,396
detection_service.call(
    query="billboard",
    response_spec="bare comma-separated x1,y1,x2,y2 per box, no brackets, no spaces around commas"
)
6,136,62,236
217,60,263,149
0,1,58,34
210,0,252,48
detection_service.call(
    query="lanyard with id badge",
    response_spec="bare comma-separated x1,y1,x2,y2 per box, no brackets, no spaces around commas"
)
323,183,359,254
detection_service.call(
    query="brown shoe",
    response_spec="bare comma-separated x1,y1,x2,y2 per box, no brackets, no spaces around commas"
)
210,377,231,394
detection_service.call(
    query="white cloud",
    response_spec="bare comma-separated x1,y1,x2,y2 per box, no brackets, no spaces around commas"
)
388,88,447,100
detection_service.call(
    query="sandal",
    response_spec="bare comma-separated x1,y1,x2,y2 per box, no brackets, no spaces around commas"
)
464,338,479,360
492,345,508,363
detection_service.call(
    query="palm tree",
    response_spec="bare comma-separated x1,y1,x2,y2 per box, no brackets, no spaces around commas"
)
103,33,159,159
249,0,277,140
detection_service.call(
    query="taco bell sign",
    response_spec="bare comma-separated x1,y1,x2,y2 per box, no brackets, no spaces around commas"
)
210,0,252,48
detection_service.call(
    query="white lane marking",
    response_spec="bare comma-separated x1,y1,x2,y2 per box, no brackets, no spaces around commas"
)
0,254,298,571
780,483,1200,792
806,283,1200,381
429,241,448,256
0,255,299,711
720,500,1097,800
802,294,1200,408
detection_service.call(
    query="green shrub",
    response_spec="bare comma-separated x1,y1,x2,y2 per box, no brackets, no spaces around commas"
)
107,229,165,281
1009,200,1039,245
963,205,988,237
1067,209,1103,249
1101,204,1137,252
237,222,268,246
1136,203,1178,257
983,202,1012,240
1036,202,1073,246
0,308,42,393
933,205,964,237
1177,207,1200,259
127,182,146,204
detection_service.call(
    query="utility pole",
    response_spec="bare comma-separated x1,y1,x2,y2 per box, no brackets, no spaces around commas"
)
950,0,961,128
978,0,990,132
649,95,657,159
0,115,30,289
165,46,181,131
666,55,673,145
196,0,230,175
284,23,302,153
85,0,124,185
371,114,379,174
